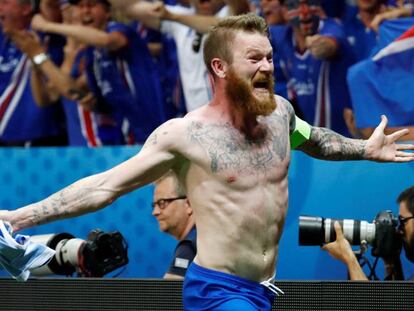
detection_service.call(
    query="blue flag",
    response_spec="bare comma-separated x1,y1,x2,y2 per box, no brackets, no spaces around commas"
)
347,18,414,128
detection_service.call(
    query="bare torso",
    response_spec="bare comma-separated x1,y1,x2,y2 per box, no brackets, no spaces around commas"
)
173,96,291,282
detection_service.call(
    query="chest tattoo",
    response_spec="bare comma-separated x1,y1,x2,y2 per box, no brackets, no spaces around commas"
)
188,116,288,174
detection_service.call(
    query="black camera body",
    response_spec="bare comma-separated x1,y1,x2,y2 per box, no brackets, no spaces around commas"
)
299,210,401,258
371,211,401,258
30,229,129,277
81,230,129,277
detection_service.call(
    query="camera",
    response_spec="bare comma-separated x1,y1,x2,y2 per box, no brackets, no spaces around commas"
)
299,211,402,258
30,229,128,277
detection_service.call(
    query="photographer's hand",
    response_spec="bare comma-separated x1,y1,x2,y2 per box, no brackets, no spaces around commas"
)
322,222,368,280
322,222,354,263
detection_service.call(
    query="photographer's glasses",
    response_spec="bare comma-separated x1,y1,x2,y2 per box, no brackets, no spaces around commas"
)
152,196,187,210
398,215,414,230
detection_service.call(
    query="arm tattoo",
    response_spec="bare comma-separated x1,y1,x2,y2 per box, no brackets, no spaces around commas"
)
30,185,92,226
299,127,366,160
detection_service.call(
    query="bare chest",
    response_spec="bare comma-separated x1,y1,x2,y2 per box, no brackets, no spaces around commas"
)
186,116,290,186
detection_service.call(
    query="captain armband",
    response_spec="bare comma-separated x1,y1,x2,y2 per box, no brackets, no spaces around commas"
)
290,116,311,149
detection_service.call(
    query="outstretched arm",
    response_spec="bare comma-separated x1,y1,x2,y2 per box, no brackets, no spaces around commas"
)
31,14,128,51
322,222,368,281
110,0,250,34
0,119,187,232
297,115,414,162
160,0,250,34
159,6,223,34
109,0,163,30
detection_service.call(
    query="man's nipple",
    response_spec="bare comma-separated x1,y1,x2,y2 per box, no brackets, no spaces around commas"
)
227,176,236,183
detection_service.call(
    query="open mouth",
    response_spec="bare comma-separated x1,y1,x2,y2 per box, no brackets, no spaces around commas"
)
253,80,269,90
82,16,94,25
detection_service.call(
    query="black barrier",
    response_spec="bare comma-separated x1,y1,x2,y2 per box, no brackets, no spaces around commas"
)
0,278,413,310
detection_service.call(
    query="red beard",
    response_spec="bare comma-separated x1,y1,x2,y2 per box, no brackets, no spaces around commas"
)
225,67,276,117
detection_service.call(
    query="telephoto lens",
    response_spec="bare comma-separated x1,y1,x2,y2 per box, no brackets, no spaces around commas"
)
299,215,376,246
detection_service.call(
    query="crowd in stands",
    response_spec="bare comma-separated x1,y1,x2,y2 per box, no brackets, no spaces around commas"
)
0,0,412,147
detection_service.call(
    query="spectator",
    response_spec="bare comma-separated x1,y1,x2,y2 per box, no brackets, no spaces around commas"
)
15,2,125,147
133,21,186,119
261,0,286,25
0,0,66,146
32,0,166,144
323,185,414,281
347,21,414,140
261,1,290,100
370,1,414,32
110,0,250,112
153,171,196,279
277,0,356,137
343,0,385,62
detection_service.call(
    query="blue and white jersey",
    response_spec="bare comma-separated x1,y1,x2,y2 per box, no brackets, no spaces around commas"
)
85,22,165,143
343,9,377,62
62,48,124,147
133,21,185,118
278,19,356,136
0,32,64,142
269,25,289,99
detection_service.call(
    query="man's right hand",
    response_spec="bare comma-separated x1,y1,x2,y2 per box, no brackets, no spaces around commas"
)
9,30,45,59
322,221,355,264
0,210,12,224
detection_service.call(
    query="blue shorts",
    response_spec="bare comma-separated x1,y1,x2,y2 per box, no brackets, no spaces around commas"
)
183,262,276,311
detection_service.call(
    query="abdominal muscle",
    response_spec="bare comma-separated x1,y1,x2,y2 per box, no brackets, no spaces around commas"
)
188,171,289,283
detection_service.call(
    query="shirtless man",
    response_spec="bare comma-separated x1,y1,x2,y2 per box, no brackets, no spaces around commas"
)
1,13,413,310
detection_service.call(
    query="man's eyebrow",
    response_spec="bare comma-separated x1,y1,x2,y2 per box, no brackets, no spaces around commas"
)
245,48,273,56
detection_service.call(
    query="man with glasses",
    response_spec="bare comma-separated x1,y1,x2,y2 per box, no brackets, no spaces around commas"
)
152,171,196,279
323,185,414,281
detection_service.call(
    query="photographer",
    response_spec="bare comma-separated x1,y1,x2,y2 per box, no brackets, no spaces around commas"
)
323,186,414,281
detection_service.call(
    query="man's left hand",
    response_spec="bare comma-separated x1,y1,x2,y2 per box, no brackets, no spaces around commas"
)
364,115,414,162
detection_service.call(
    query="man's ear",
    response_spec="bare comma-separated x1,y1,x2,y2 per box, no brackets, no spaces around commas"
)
185,199,193,216
211,57,228,79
